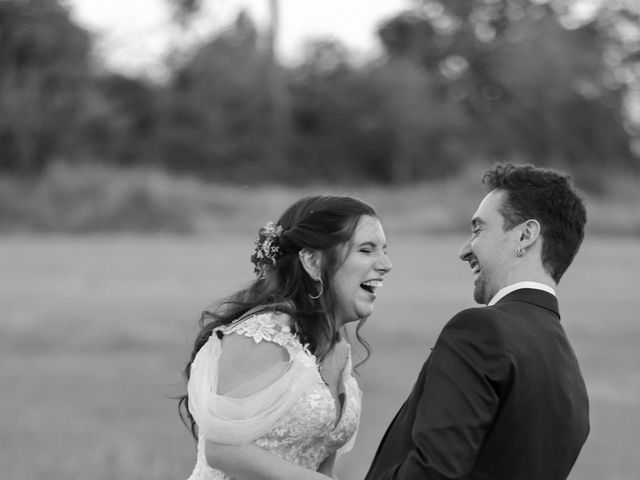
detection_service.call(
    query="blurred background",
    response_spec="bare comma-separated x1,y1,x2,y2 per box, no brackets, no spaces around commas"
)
1,0,639,479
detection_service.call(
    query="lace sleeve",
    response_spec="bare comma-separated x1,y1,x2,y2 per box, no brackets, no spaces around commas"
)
222,312,304,350
187,313,319,445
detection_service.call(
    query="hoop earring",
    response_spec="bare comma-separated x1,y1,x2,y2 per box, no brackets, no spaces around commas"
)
515,247,525,257
309,279,324,300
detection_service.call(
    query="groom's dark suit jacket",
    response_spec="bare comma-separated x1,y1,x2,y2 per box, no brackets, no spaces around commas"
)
365,289,589,480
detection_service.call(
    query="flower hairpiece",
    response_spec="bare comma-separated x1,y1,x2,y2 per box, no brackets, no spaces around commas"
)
250,221,284,278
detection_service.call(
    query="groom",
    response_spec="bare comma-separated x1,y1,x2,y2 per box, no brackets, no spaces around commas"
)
365,163,590,480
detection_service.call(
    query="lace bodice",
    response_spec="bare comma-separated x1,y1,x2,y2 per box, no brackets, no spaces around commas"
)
186,312,362,480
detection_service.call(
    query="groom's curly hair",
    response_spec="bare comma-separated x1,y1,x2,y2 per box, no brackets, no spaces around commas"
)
483,162,587,283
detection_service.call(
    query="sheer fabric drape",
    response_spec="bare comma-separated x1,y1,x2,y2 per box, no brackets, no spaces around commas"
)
186,313,361,480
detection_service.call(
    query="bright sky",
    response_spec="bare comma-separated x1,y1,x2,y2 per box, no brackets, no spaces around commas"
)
67,0,411,77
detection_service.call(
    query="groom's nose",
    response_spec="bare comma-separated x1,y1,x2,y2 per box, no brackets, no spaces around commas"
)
458,237,472,262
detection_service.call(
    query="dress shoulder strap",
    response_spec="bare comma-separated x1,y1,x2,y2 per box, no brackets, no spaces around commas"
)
221,311,299,350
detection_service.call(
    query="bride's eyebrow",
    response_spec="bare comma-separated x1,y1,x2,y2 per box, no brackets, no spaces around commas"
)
358,241,386,249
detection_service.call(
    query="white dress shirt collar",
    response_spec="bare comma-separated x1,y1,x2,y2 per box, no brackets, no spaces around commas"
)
487,281,556,306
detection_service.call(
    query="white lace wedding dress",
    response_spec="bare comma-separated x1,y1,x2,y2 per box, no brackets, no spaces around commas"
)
186,312,362,480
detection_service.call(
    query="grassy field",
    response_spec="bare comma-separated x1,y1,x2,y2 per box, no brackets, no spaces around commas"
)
1,232,639,480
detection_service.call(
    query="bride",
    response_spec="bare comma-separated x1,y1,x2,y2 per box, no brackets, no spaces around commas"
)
179,195,392,479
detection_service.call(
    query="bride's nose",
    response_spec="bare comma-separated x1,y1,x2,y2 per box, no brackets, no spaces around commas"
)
375,254,392,274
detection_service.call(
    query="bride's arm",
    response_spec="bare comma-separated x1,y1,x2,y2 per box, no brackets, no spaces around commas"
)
205,441,331,480
200,323,336,479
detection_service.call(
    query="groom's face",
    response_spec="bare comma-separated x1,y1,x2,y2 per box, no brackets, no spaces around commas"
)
459,190,520,304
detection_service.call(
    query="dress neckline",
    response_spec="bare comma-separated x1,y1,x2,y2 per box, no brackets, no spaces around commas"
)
318,343,352,429
227,311,353,430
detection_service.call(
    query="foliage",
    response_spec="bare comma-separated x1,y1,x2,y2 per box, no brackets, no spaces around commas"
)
378,0,638,177
287,41,391,182
76,74,159,166
0,162,194,233
0,0,639,184
154,12,286,181
0,0,92,174
1,162,638,235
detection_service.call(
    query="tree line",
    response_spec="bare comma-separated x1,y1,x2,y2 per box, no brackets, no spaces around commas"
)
1,0,639,185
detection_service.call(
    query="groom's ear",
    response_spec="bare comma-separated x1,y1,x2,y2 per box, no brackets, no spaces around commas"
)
518,219,541,249
298,248,322,281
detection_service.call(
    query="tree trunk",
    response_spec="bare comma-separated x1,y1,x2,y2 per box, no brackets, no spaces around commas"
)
263,0,290,174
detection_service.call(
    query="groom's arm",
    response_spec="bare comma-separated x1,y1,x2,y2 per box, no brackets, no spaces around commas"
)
370,309,507,479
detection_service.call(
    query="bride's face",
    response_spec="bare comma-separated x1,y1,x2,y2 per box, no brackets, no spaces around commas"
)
329,215,392,326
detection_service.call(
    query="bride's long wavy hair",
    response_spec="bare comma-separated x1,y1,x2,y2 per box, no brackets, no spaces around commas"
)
178,195,377,439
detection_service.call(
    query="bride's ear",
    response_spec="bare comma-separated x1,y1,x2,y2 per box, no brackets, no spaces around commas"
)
298,248,322,281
